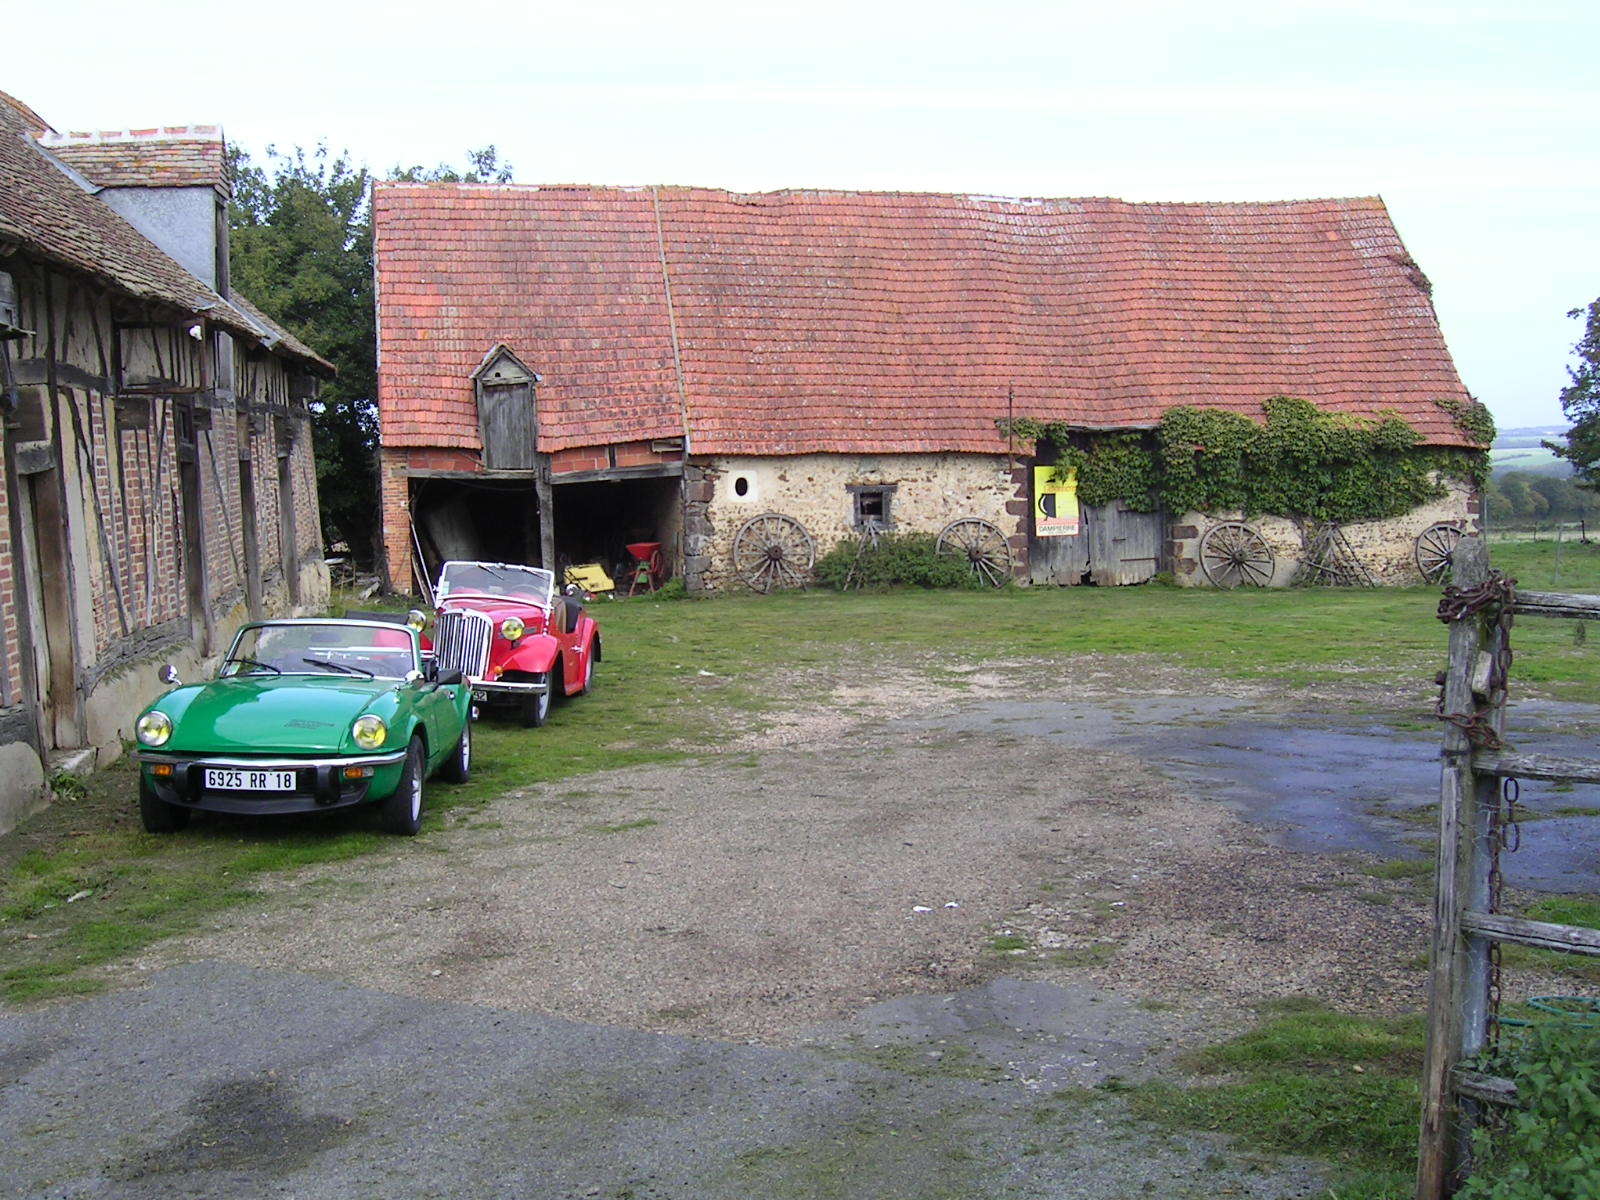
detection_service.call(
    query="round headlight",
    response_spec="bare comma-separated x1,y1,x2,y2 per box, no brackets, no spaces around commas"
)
136,711,173,747
500,616,525,642
352,715,387,750
406,609,427,633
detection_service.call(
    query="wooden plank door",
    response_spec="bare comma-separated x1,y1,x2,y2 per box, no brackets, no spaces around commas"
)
1088,501,1164,585
478,383,537,470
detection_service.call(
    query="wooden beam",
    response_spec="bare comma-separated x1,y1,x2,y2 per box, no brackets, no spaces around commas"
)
1474,750,1600,784
1511,590,1600,620
549,461,685,487
1453,1069,1518,1108
404,468,538,481
1461,911,1600,957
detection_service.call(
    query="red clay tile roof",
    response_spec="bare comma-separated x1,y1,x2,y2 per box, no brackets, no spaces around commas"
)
373,184,1474,455
39,127,228,193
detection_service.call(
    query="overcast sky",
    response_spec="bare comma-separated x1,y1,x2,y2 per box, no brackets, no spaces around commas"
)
10,0,1595,429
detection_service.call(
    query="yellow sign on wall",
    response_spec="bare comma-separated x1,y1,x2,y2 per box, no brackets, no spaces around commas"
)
1033,466,1080,537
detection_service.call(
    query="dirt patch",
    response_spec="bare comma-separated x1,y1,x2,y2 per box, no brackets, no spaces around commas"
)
129,658,1455,1042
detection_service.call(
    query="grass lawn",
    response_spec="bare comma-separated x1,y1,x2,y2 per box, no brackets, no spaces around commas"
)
4,537,1599,1007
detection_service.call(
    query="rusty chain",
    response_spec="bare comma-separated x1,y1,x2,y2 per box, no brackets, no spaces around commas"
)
1436,572,1518,624
1486,777,1521,1052
1434,573,1516,751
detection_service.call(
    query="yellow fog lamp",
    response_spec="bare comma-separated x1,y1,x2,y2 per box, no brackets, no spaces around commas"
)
406,609,427,633
342,764,375,780
351,715,387,750
500,616,525,642
150,762,176,779
136,711,173,747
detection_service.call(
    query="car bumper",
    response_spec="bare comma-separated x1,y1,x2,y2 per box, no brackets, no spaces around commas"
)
470,677,549,702
134,749,408,815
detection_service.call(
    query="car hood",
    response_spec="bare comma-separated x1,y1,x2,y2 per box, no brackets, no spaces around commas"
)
441,597,549,630
158,675,397,755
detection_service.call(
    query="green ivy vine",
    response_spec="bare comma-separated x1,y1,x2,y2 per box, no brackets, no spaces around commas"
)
1004,396,1490,524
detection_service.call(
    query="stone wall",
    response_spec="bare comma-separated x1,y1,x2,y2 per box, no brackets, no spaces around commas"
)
1171,477,1479,587
694,452,1019,591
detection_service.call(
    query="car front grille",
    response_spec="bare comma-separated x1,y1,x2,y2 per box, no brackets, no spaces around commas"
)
433,610,493,679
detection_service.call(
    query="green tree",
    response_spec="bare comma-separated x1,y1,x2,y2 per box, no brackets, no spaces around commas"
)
1549,297,1600,488
228,143,512,571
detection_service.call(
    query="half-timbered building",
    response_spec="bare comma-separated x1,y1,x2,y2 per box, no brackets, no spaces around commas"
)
0,90,330,830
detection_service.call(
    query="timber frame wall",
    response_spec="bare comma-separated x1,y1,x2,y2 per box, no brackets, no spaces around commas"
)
0,254,327,827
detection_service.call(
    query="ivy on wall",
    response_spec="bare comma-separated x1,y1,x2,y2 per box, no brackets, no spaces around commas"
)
1004,396,1492,524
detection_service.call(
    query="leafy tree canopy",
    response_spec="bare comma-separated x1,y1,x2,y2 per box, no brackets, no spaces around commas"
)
227,143,512,570
1548,296,1600,489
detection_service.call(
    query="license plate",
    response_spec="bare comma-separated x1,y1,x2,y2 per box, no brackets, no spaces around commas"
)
472,689,488,702
204,768,297,792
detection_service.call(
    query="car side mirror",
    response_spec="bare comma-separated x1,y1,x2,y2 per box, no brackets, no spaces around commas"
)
435,669,465,687
158,664,181,686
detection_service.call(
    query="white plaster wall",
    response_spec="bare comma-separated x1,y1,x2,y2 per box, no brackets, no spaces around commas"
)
1173,478,1477,587
700,453,1016,590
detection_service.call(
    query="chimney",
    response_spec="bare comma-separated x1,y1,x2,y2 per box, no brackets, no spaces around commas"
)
37,126,231,296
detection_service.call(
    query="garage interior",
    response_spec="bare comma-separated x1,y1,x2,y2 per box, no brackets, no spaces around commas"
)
409,472,682,592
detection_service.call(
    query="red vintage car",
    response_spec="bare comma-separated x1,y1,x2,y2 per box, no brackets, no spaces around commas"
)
430,560,601,726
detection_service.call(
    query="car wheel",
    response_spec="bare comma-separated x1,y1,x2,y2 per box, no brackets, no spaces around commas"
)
440,718,471,784
521,684,551,728
138,777,190,833
380,735,426,835
577,646,594,695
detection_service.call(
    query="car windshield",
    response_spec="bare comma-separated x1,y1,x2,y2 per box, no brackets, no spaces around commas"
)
437,561,553,605
222,622,416,680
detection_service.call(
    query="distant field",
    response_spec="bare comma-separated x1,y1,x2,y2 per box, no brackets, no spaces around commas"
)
1490,443,1571,477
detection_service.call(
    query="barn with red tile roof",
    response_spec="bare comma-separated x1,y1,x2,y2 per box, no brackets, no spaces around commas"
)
373,182,1481,594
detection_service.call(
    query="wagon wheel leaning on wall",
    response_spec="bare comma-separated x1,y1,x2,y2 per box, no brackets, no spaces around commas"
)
936,518,1013,588
1198,521,1275,588
1414,522,1465,584
731,513,816,592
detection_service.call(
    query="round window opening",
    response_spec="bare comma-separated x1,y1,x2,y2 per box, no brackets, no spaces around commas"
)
734,476,750,498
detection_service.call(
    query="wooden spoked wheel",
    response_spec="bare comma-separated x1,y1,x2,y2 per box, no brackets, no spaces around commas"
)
1415,522,1465,584
731,513,815,592
1199,522,1275,588
936,518,1013,588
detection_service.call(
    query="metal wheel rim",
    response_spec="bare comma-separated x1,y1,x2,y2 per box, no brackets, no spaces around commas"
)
460,724,470,772
1199,522,1274,588
732,514,815,592
409,752,423,821
537,688,551,720
936,518,1013,588
1415,523,1464,584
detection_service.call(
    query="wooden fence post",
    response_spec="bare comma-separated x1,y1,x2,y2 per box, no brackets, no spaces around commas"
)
1417,537,1492,1199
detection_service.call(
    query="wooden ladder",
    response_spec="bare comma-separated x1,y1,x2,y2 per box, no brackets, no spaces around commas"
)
1416,536,1600,1197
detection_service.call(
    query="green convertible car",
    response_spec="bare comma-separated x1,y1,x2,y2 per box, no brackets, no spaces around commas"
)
132,618,473,836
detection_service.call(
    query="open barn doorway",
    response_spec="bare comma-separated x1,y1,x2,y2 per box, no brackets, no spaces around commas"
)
552,476,681,585
409,477,541,593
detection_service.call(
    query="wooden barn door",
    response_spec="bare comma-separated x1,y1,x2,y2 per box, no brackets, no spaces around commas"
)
1027,449,1164,586
1086,501,1164,585
478,382,537,470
